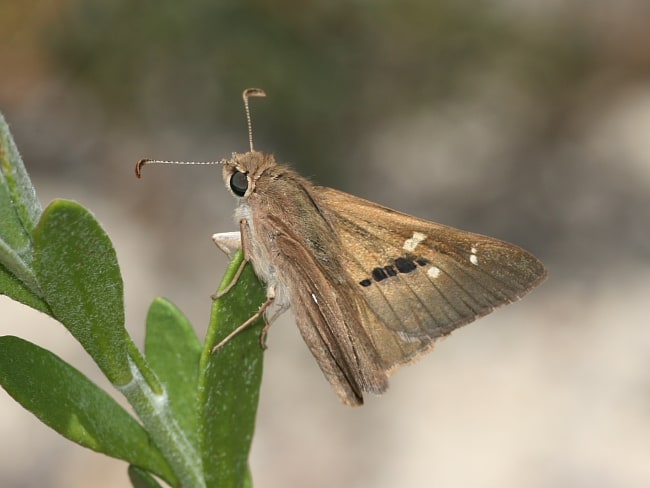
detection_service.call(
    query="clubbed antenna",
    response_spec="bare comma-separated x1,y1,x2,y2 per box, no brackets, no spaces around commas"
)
242,88,266,152
135,88,267,178
135,158,222,178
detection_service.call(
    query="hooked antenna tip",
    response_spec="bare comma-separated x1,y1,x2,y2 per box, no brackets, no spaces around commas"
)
243,88,266,100
135,159,150,179
242,88,266,152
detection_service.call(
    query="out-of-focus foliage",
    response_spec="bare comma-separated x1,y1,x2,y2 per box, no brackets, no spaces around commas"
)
44,1,601,174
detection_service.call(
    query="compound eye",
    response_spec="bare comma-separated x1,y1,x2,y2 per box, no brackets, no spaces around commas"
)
230,171,248,196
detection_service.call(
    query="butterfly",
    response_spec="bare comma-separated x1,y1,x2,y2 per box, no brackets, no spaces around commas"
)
138,88,547,406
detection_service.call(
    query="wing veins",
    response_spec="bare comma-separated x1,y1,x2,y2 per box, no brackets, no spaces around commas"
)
334,211,467,334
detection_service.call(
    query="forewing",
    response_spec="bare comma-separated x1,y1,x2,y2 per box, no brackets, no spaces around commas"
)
315,186,547,367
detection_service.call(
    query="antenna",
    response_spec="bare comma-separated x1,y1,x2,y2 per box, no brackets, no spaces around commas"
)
135,159,222,178
135,88,267,178
242,88,266,152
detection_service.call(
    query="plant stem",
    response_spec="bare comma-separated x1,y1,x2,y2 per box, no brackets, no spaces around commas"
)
117,342,205,488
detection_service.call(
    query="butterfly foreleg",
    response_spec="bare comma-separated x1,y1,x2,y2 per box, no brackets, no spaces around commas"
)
211,218,249,300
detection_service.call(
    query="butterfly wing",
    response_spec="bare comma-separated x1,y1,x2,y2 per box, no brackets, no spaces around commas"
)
268,219,390,405
314,186,547,372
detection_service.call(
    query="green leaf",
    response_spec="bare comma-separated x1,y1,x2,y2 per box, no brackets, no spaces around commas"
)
0,336,177,486
0,112,44,304
0,177,39,287
144,297,202,451
128,465,165,488
0,262,50,314
199,250,267,488
32,199,130,385
0,112,42,234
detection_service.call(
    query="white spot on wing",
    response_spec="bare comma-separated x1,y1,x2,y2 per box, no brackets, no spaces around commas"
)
427,266,441,279
403,231,427,252
311,293,318,304
470,246,478,265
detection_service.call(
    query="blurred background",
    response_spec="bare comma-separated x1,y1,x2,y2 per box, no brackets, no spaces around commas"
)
1,1,649,487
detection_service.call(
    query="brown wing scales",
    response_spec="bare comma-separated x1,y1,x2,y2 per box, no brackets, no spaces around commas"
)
264,214,389,405
314,186,547,370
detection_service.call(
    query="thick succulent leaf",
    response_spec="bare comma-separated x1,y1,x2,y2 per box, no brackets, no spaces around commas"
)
0,112,45,307
0,262,50,313
32,199,131,385
0,176,38,288
199,250,266,488
0,336,177,486
144,297,202,450
0,112,41,233
128,465,165,488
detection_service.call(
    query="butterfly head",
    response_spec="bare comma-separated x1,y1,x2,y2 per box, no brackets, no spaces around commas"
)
222,151,279,200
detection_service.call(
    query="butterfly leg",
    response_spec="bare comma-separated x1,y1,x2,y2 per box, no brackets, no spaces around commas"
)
211,286,275,354
211,219,249,300
258,301,288,349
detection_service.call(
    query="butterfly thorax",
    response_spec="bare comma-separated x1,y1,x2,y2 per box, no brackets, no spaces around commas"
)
224,151,348,312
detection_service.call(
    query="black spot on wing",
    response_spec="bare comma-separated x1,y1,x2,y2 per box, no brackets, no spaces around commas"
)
372,267,388,282
384,265,397,277
358,256,428,287
394,257,417,274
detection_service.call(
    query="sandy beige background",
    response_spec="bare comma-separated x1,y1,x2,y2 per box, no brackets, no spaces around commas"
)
1,2,649,487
